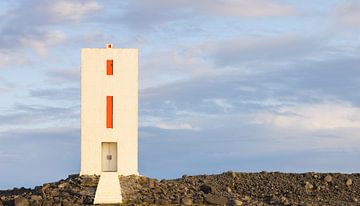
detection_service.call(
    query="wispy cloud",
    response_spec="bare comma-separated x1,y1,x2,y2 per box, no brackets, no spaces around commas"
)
50,0,102,22
203,98,234,113
4,0,102,26
120,0,297,30
335,0,360,28
0,50,17,68
20,30,66,56
29,87,79,101
254,101,360,130
0,76,15,94
155,122,200,130
45,68,80,83
140,48,212,88
0,103,79,130
0,0,100,63
209,34,330,67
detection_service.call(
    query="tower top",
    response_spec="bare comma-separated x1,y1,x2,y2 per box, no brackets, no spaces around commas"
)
106,43,113,48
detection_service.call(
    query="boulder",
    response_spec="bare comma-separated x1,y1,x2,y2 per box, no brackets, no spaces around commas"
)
281,196,290,205
228,199,243,206
30,195,42,201
324,175,333,183
82,196,94,204
181,196,193,205
155,198,170,205
14,197,29,206
62,199,73,206
30,201,41,206
68,174,79,179
305,182,314,191
199,184,213,194
205,194,228,205
242,196,251,202
80,176,98,187
50,190,60,197
346,179,353,187
42,200,54,206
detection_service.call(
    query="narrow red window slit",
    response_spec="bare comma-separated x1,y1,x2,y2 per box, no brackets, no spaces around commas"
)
106,96,113,128
107,60,113,75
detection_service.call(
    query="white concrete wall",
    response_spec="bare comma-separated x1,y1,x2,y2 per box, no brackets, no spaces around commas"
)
80,46,138,175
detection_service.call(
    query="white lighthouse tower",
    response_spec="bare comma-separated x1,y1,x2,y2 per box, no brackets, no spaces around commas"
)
80,44,138,204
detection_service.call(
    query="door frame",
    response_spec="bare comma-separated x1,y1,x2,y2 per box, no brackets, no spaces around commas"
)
101,142,118,172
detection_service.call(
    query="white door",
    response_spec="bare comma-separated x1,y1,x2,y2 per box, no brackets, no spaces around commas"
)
102,142,117,172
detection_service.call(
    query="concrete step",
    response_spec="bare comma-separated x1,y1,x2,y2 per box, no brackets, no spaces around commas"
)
94,172,122,204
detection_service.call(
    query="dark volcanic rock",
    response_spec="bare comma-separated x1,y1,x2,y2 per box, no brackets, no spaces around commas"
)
119,172,360,206
14,197,29,206
181,196,193,205
205,194,228,205
200,184,213,194
228,199,243,206
1,172,360,205
0,174,99,206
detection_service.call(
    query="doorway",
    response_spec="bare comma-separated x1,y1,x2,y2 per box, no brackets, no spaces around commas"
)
102,142,117,172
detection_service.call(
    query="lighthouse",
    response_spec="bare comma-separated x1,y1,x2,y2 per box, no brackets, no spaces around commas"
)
80,44,138,203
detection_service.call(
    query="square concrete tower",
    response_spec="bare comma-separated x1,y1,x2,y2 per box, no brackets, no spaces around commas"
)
80,44,138,176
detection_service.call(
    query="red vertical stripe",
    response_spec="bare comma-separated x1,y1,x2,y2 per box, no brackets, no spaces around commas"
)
107,60,113,75
106,96,113,128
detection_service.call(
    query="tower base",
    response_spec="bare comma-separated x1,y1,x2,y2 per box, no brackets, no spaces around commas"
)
94,172,122,204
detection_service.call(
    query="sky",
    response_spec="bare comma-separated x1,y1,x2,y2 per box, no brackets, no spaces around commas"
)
0,0,360,189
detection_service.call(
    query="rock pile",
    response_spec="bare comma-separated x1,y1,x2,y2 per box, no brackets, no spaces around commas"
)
0,175,98,206
1,172,359,205
119,172,359,206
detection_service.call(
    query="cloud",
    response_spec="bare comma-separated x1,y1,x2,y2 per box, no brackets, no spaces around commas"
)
0,103,79,130
200,0,296,17
45,68,80,83
49,0,102,22
203,98,234,113
0,29,66,65
0,48,32,69
5,0,102,26
155,122,199,130
29,87,79,101
136,47,360,174
140,48,212,88
139,122,360,180
336,0,360,28
0,50,16,68
139,54,360,138
0,76,16,93
209,34,329,67
0,0,99,60
1,0,360,189
121,0,297,30
20,30,66,56
254,102,360,130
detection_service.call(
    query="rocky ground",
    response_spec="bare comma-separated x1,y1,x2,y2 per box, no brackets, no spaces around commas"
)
1,172,359,205
0,175,99,206
120,172,359,206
